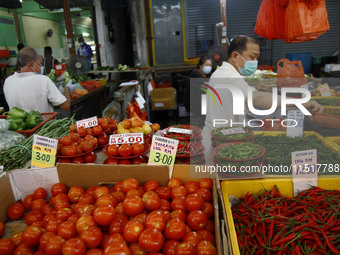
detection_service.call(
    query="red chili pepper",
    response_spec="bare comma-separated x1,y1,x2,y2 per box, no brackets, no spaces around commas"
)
294,245,303,255
293,221,313,232
272,233,300,246
320,229,339,254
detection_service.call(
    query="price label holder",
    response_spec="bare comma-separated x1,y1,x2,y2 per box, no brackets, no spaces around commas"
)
31,135,58,168
318,83,332,97
220,127,245,136
286,110,304,138
148,135,179,178
292,149,318,196
76,116,98,129
168,127,192,135
109,133,144,145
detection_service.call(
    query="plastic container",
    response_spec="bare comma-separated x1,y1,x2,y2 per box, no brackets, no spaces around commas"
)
221,177,340,255
184,57,199,66
0,112,58,137
286,52,312,74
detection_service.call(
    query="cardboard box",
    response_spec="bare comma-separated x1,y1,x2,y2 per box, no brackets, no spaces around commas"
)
0,164,223,254
150,87,176,110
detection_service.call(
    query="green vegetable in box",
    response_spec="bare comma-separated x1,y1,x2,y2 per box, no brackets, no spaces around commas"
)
3,107,43,131
313,97,340,106
217,142,263,160
25,111,43,129
8,118,26,131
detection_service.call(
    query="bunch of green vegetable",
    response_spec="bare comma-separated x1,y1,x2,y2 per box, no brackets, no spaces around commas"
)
62,69,88,86
313,97,340,106
217,142,263,160
46,69,57,83
117,64,130,71
4,107,42,131
0,116,75,171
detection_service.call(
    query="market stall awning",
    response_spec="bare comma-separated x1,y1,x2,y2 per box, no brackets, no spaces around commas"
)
33,0,91,10
0,0,22,9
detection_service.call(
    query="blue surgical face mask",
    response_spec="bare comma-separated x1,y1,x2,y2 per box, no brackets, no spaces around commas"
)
79,42,84,46
40,66,44,75
237,53,258,76
202,66,212,75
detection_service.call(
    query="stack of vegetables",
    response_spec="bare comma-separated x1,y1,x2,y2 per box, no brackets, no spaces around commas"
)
3,107,43,131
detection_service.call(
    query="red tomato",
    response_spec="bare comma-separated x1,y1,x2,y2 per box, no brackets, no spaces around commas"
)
103,243,130,255
93,125,103,135
31,221,44,228
81,140,94,152
46,218,64,233
57,221,77,240
145,211,165,231
7,203,25,220
13,244,34,255
171,196,186,211
129,243,147,255
72,156,85,164
106,144,119,156
115,203,124,215
70,124,77,132
119,159,132,165
122,195,144,217
33,187,47,200
80,226,103,249
61,135,73,146
58,157,72,163
34,250,45,255
94,186,109,199
144,180,160,192
39,231,56,251
133,213,147,224
21,226,44,247
198,179,213,190
41,204,55,215
155,187,171,200
168,177,183,188
51,183,67,197
183,232,204,247
86,249,104,255
185,193,204,211
23,194,34,211
170,209,187,223
84,152,97,163
109,218,126,235
77,127,87,136
86,186,98,195
176,242,196,255
65,145,78,157
138,229,164,253
76,215,97,234
112,181,123,192
194,189,212,203
0,221,5,237
31,199,47,211
196,241,217,255
187,210,208,231
103,233,126,248
68,214,80,224
171,186,188,199
132,143,145,156
123,220,145,243
118,144,133,157
68,186,85,203
121,178,139,193
99,119,109,131
184,181,200,194
164,218,186,240
42,214,56,228
109,119,118,131
160,199,171,211
203,203,214,219
162,240,180,255
10,232,22,247
111,191,125,203
197,230,215,245
95,195,117,208
131,156,146,165
0,238,16,255
79,193,96,205
93,205,116,226
103,158,119,165
142,191,161,211
44,235,65,255
62,237,86,255
24,210,44,226
97,133,109,146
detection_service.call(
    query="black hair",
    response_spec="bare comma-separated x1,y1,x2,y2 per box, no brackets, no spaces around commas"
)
227,35,258,59
197,55,211,68
44,46,52,55
17,47,40,68
17,43,25,51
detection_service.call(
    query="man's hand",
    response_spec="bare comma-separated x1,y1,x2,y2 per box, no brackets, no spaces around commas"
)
302,101,323,114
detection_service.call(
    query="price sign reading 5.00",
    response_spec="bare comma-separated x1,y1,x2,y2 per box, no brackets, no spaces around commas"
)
76,116,98,129
109,133,144,145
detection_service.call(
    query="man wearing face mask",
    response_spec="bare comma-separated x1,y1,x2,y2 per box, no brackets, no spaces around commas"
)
203,35,323,131
4,47,71,113
77,37,93,69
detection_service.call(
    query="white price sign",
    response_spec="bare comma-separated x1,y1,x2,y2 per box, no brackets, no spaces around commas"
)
220,128,246,136
76,116,98,129
168,127,192,135
109,133,144,145
292,149,318,196
286,110,304,138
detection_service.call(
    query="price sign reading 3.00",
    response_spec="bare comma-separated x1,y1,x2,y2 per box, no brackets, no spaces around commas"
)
109,133,144,145
31,135,58,168
76,116,98,129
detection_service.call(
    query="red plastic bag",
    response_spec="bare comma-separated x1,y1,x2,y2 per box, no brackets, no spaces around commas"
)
276,59,307,87
285,0,330,43
126,101,147,121
255,0,287,40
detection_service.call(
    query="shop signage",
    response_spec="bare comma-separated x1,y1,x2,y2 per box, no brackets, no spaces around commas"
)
31,135,58,168
76,116,98,129
109,133,144,145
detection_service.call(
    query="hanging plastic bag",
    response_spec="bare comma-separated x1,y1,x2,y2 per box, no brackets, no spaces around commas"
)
285,0,330,43
255,0,287,40
276,59,307,87
126,102,147,121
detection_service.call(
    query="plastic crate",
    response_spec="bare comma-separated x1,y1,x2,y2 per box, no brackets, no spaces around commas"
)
313,113,340,129
0,112,58,137
184,57,199,65
311,96,340,114
221,177,340,255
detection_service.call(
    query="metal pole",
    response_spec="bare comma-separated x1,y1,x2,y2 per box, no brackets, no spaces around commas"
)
220,0,228,51
63,0,76,56
12,9,23,44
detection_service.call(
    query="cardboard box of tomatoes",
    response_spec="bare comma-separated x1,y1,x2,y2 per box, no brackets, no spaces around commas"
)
0,164,224,254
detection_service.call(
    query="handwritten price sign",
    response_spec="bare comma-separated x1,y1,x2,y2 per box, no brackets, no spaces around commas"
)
31,135,58,168
168,128,192,135
109,133,144,145
76,116,98,129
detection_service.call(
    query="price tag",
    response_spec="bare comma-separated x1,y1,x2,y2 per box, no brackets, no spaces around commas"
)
31,135,58,168
148,135,179,178
286,110,304,138
292,149,318,196
318,83,332,97
168,127,192,135
76,116,98,129
220,128,246,136
109,133,144,145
